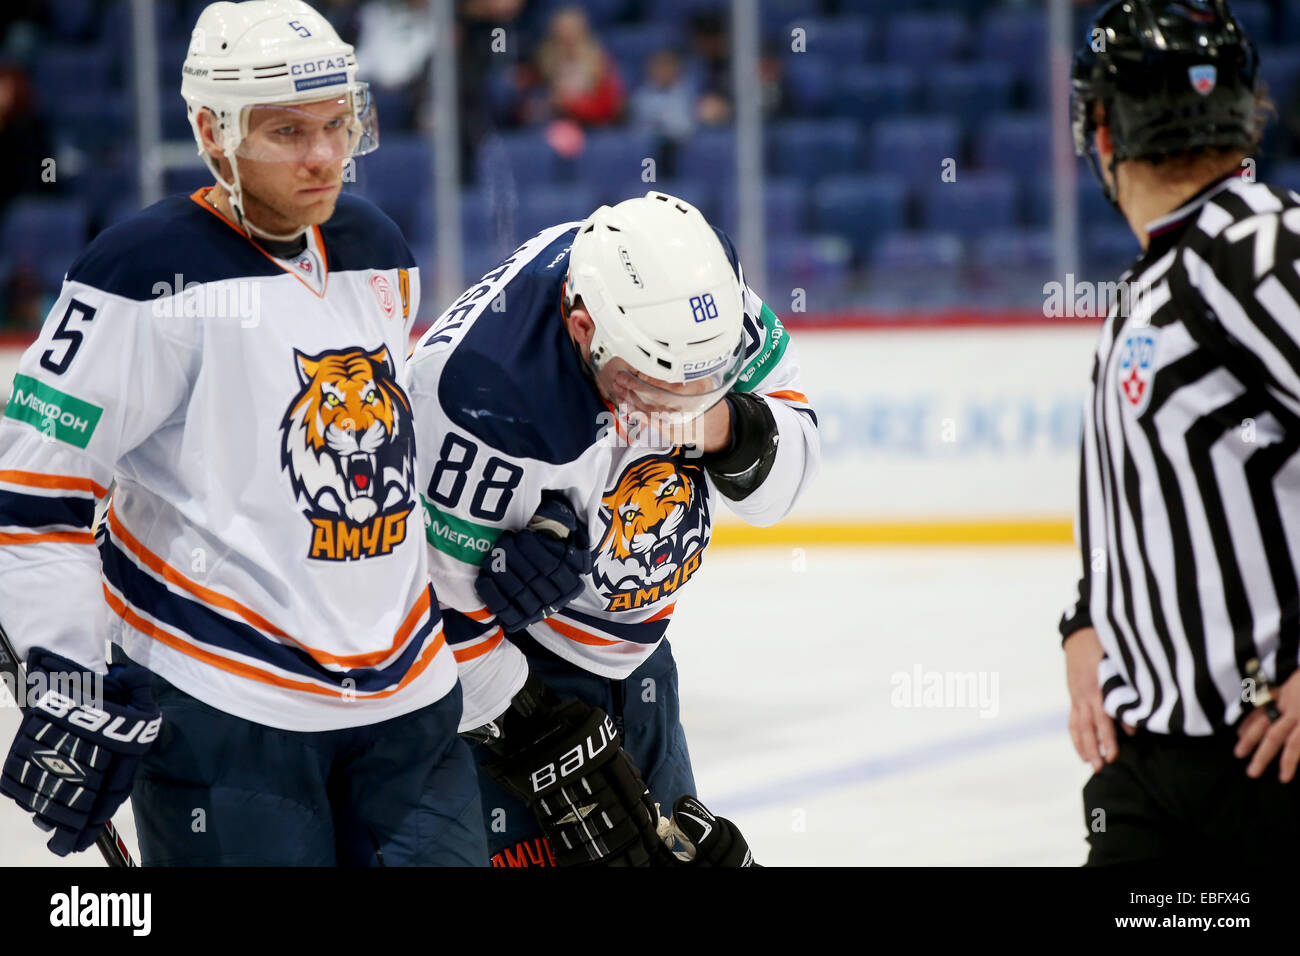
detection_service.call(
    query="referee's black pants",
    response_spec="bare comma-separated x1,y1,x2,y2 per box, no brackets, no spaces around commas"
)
1083,726,1300,865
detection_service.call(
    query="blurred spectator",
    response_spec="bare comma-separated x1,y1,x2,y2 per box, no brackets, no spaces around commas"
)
459,0,527,176
529,6,625,127
355,0,437,91
317,0,363,45
0,62,53,219
631,49,696,161
689,11,730,125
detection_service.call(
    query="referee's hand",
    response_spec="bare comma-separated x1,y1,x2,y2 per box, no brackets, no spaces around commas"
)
1234,670,1300,783
1065,627,1124,772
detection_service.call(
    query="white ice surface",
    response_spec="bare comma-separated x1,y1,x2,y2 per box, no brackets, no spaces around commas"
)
0,545,1093,866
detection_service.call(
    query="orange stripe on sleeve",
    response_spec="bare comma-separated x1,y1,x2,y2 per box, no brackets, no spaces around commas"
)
765,390,809,405
644,602,675,623
0,470,109,499
452,627,505,663
543,615,622,647
0,530,96,546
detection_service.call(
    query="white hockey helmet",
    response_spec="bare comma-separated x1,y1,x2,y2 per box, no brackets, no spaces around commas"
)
565,191,746,423
180,0,377,238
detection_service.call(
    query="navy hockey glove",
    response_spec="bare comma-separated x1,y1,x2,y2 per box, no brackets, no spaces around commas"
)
1,648,160,856
661,795,758,867
475,492,592,632
468,674,676,867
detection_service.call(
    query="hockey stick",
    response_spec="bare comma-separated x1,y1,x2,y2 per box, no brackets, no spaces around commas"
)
0,621,135,867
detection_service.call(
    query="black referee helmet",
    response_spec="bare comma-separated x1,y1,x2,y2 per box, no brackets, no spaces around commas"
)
1071,0,1261,204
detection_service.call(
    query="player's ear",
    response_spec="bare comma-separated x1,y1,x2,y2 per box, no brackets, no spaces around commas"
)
567,301,595,352
294,350,319,387
197,107,226,161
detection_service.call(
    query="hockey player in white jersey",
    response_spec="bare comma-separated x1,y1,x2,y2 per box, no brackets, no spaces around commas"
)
0,0,486,865
407,192,819,866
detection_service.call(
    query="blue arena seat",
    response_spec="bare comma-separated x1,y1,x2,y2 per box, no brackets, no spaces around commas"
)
720,177,808,238
49,0,101,41
869,116,962,186
924,62,1015,124
765,235,853,309
768,119,861,181
833,65,920,125
461,187,518,248
601,23,681,85
883,12,968,66
782,17,874,62
978,7,1047,84
761,0,822,41
971,228,1055,271
678,127,736,182
920,172,1018,237
976,112,1053,181
353,135,433,238
575,129,660,202
33,45,114,106
812,175,907,259
475,130,561,192
1025,174,1123,231
1086,225,1140,277
870,231,965,271
784,56,837,116
516,184,599,239
865,231,967,310
0,198,90,290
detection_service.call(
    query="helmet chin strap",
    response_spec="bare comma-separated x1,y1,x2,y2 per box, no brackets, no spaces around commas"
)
205,144,309,244
225,155,309,243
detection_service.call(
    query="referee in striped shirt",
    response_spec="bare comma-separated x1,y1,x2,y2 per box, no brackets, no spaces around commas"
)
1062,0,1300,865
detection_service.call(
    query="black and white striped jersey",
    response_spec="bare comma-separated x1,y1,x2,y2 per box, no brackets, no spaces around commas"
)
1060,171,1300,735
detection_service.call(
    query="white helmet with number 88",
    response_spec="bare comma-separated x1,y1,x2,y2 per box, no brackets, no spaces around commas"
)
564,192,746,425
180,0,377,238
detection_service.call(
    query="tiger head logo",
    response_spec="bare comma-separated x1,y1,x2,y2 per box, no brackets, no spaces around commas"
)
280,345,416,529
591,454,711,600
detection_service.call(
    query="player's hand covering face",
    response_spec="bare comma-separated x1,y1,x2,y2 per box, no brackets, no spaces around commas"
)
234,90,378,164
594,346,743,431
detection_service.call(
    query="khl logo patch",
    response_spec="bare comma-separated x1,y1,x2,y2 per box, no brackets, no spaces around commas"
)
1118,329,1159,416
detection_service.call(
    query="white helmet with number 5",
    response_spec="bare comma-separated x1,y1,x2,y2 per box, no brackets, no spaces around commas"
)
180,0,377,236
565,191,746,423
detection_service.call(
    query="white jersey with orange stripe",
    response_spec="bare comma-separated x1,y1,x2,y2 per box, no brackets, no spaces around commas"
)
406,223,820,731
0,188,457,732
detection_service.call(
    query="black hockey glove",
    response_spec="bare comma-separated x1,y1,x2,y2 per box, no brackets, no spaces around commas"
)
1,648,160,856
468,674,675,866
661,794,758,867
475,492,592,632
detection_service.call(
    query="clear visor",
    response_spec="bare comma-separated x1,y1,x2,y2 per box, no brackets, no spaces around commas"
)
232,84,378,164
593,341,745,433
